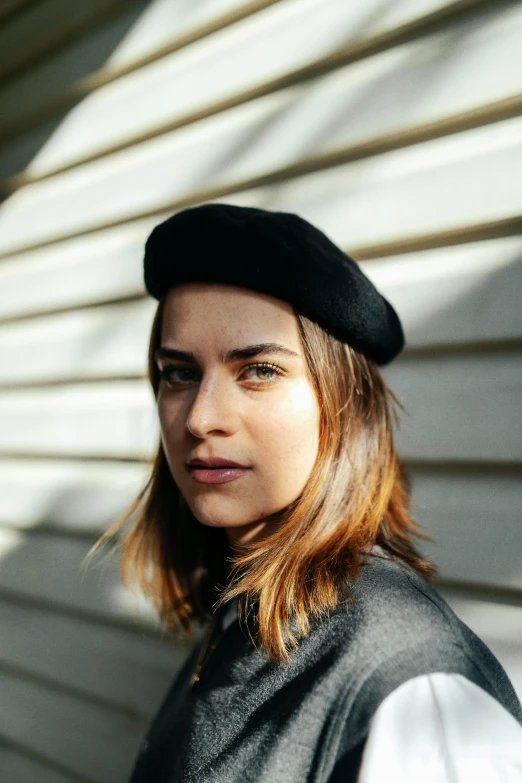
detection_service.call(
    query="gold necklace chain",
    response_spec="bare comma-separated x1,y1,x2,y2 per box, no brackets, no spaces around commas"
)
190,613,225,689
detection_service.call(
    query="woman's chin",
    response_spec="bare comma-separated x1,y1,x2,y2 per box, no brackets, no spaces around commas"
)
186,498,266,532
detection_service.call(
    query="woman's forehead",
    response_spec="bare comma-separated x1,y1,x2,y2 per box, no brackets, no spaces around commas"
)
161,283,298,338
164,281,293,308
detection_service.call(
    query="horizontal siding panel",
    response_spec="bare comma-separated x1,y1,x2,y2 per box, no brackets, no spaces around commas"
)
0,381,158,459
383,351,522,463
104,0,284,70
107,0,461,73
0,670,147,783
2,112,522,257
0,219,153,321
0,354,520,461
438,591,522,699
0,741,77,783
0,300,154,385
0,116,63,182
0,0,267,82
0,2,150,123
0,598,191,717
0,528,158,626
0,458,148,533
412,468,522,590
0,0,134,78
362,237,522,348
4,3,522,184
0,2,286,181
228,116,522,254
15,0,508,178
0,238,521,384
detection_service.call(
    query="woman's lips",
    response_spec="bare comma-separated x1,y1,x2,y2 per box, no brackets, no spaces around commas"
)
186,466,251,484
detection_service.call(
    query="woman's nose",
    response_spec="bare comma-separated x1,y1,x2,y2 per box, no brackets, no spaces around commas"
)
185,373,239,437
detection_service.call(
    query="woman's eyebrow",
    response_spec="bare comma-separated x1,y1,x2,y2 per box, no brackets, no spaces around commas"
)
155,343,300,364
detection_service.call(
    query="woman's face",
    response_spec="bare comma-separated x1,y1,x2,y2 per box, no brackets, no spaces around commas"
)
156,282,321,551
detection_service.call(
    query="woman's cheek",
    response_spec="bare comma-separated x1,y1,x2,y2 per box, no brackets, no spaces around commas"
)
158,396,182,438
278,383,320,437
256,390,319,467
158,403,185,472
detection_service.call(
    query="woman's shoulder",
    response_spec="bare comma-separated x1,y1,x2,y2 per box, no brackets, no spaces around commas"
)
334,548,458,636
331,548,495,672
326,548,522,727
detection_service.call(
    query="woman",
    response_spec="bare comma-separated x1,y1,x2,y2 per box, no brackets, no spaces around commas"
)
95,203,522,782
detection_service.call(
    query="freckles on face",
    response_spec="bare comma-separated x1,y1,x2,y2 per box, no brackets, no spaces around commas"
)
156,283,321,533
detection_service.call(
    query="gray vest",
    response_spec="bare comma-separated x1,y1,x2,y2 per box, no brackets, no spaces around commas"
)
130,551,522,782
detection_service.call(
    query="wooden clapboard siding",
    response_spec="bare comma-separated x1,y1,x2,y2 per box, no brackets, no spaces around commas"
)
0,1,151,133
1,112,521,257
0,0,499,165
0,0,143,82
410,467,522,590
0,0,282,83
0,116,62,184
0,528,158,626
0,219,153,320
383,351,522,462
100,0,285,73
0,0,521,776
0,0,37,25
0,299,154,385
5,0,517,184
0,299,154,386
0,1,282,184
1,1,522,237
0,596,193,716
0,738,80,783
0,458,149,533
0,669,149,783
361,237,522,349
0,0,284,134
0,381,157,459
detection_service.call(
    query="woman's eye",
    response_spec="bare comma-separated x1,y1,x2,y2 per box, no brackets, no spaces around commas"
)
158,367,197,385
243,363,283,382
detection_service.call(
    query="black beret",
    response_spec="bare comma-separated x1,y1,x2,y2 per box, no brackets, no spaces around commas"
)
144,203,404,365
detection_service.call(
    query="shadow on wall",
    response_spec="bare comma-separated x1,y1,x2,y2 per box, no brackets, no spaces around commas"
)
1,0,500,205
0,459,199,783
0,0,152,187
378,246,522,590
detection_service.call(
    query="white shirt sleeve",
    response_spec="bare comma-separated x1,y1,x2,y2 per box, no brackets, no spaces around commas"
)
357,672,522,783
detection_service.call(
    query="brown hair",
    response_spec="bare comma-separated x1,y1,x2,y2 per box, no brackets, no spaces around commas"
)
91,295,436,662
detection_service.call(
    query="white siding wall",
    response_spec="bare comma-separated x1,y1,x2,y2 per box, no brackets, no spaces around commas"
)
0,0,521,779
